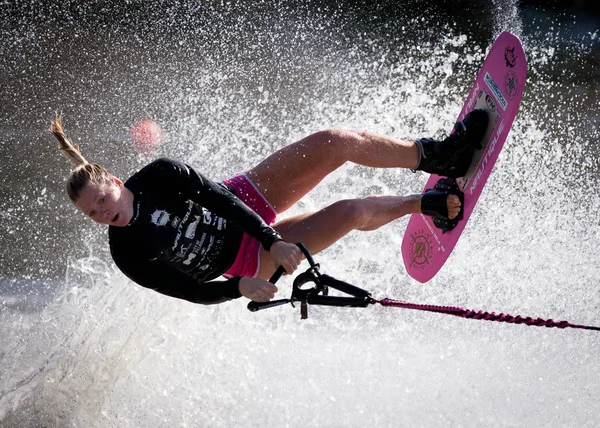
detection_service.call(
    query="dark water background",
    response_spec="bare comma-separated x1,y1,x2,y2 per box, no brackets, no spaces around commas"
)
1,1,599,427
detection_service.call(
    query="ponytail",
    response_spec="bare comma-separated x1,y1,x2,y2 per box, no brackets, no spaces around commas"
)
50,115,88,167
50,114,112,202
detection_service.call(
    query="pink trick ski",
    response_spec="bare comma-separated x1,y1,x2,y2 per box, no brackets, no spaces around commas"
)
402,31,527,283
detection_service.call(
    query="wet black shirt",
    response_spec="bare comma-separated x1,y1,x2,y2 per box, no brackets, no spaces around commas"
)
108,159,282,305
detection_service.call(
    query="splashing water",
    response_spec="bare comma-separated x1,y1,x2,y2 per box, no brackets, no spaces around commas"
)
1,2,599,427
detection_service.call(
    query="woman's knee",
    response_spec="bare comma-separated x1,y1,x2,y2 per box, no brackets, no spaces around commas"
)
329,198,371,230
307,129,362,162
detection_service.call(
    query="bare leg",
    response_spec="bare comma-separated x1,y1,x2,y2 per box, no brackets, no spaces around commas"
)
256,194,461,279
246,129,421,213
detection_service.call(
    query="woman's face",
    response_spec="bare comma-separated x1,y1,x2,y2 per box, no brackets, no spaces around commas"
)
75,177,133,227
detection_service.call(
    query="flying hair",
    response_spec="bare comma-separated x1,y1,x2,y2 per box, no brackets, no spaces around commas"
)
50,114,112,202
50,114,88,167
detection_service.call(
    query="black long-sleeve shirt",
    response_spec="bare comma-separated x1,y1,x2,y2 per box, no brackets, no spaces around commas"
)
108,158,282,305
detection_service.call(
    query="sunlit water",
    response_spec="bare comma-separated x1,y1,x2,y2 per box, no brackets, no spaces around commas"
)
1,3,599,427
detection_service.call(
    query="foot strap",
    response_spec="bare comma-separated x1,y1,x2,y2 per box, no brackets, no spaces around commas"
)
421,177,464,233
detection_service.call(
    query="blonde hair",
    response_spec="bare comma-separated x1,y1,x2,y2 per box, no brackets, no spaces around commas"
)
50,115,112,202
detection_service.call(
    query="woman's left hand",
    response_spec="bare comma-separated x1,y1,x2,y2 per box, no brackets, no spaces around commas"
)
269,240,303,274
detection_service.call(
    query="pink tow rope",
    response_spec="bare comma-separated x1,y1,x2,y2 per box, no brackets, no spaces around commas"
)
375,298,600,331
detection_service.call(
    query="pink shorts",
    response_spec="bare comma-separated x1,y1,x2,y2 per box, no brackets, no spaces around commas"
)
222,174,278,278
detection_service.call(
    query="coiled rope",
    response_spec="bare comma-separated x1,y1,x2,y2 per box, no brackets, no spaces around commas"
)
375,298,600,331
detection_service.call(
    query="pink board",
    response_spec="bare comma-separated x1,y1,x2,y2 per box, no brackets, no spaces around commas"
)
402,31,527,283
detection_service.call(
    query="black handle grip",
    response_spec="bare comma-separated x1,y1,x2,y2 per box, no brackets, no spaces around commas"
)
246,254,288,314
247,298,290,312
247,242,315,313
269,266,286,285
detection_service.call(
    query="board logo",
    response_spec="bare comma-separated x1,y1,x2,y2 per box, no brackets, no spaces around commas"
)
484,72,508,110
408,230,432,268
504,45,517,68
504,70,519,100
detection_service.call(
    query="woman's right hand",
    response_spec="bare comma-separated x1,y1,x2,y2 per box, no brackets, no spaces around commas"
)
269,240,303,274
239,277,278,302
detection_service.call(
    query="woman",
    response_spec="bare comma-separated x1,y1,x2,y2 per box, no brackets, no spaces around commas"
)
50,110,487,305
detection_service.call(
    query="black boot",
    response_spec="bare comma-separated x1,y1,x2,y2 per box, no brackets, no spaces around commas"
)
421,177,464,233
414,109,489,178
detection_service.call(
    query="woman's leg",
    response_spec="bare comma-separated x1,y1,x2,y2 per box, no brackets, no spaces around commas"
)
255,194,461,279
246,129,420,213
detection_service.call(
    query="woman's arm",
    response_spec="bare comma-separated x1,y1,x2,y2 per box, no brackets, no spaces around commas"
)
111,244,243,305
